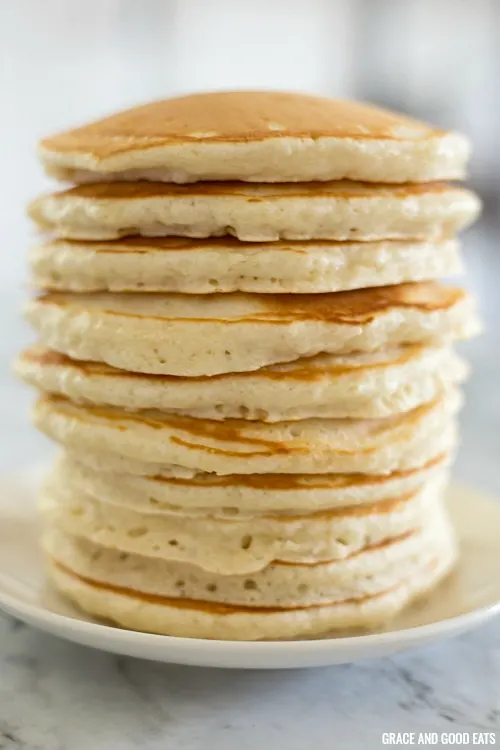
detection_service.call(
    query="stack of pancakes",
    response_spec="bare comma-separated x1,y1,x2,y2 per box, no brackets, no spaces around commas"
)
16,91,481,640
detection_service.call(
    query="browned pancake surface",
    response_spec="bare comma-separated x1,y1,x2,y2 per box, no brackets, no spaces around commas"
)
41,91,445,159
34,282,465,324
33,179,453,202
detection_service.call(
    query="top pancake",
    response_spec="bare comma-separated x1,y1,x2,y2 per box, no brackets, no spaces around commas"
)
37,91,470,184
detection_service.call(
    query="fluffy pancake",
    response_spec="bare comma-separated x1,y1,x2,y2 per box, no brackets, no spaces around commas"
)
17,344,468,421
25,284,479,376
40,471,445,572
38,91,470,184
44,509,453,607
45,530,456,639
53,451,449,514
29,236,463,294
33,390,460,475
28,180,479,242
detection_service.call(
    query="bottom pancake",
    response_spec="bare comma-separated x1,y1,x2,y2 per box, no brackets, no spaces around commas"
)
45,532,456,640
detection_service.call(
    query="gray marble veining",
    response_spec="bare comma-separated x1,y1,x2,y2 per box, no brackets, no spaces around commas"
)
0,614,499,750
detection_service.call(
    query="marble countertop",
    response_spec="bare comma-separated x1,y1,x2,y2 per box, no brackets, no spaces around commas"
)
0,615,498,749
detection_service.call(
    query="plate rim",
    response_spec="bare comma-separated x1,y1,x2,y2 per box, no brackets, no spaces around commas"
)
1,575,500,650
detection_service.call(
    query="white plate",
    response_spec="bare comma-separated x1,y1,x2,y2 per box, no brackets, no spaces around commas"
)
0,472,499,669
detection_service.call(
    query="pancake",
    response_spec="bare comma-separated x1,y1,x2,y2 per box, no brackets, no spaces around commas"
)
44,510,454,608
29,236,463,294
28,180,479,242
45,531,457,639
25,284,479,376
37,91,470,184
54,451,450,514
33,390,460,475
17,344,468,421
40,471,445,573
